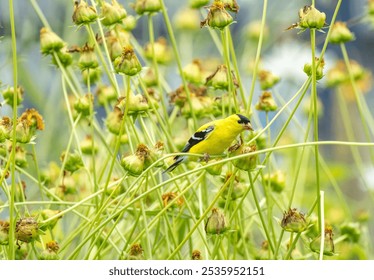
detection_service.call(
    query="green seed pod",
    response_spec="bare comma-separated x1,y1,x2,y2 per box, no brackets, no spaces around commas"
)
2,86,24,107
61,151,84,173
340,222,361,243
310,227,335,256
144,141,164,168
206,64,238,90
232,144,258,171
205,208,229,235
15,146,28,168
132,0,161,15
303,57,325,80
101,0,127,26
39,241,60,260
220,173,246,200
205,159,223,176
40,27,65,55
298,5,326,29
263,170,286,193
72,0,98,25
122,15,137,31
0,220,9,245
82,68,101,85
15,217,40,244
174,8,200,31
281,208,308,233
52,46,73,68
258,70,280,90
183,60,204,85
0,117,12,142
121,154,145,176
114,45,142,76
80,135,99,155
201,2,233,30
255,91,278,112
246,20,269,42
74,93,94,117
106,108,123,135
116,94,149,114
329,21,355,44
78,44,99,71
144,37,172,65
142,68,158,87
96,85,118,106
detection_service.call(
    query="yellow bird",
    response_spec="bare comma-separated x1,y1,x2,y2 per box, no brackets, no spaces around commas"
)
164,114,253,172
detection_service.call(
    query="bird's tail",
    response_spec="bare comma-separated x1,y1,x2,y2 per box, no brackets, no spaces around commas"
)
163,156,186,173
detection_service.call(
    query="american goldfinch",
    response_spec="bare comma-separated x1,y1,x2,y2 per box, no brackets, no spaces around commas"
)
164,114,253,172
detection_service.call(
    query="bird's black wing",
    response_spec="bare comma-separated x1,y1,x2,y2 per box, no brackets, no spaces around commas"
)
181,125,214,153
164,125,214,173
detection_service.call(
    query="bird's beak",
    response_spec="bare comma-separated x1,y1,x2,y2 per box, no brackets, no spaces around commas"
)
244,123,253,131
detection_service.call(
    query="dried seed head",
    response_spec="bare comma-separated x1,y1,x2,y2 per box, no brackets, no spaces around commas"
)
205,208,229,235
78,44,99,70
174,8,200,31
40,241,60,260
205,64,238,90
310,226,335,256
15,217,40,244
40,27,65,55
0,220,9,245
258,70,280,90
183,59,204,85
132,0,161,15
96,85,118,106
2,86,24,107
201,1,234,30
128,243,144,260
114,45,142,76
255,91,277,112
231,144,258,171
72,0,98,25
287,5,327,31
80,135,99,155
303,57,325,80
281,208,308,233
60,151,84,174
121,154,145,176
162,192,184,208
144,37,172,65
100,0,127,27
191,250,203,260
329,21,355,44
263,170,286,193
74,93,94,117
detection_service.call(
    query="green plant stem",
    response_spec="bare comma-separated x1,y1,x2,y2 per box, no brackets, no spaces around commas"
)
248,171,274,254
147,14,170,132
227,29,247,109
159,0,197,128
8,0,18,260
247,0,268,112
221,28,238,112
310,28,322,234
319,190,325,260
340,43,374,159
